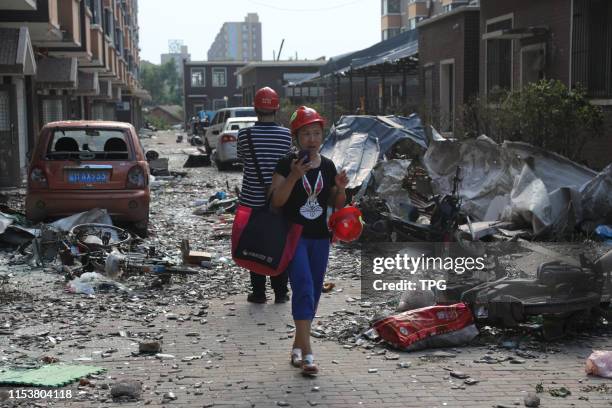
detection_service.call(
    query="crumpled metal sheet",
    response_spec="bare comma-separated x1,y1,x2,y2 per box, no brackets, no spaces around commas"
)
0,213,13,235
371,159,413,221
50,208,113,232
503,164,553,235
423,136,518,221
423,136,604,234
321,114,430,189
320,132,379,190
581,164,612,225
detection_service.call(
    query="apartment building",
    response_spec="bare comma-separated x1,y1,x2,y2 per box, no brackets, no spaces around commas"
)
183,60,245,125
381,0,470,40
207,13,262,62
0,0,149,187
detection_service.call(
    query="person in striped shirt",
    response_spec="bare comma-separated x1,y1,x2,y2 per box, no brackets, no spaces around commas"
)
237,87,293,304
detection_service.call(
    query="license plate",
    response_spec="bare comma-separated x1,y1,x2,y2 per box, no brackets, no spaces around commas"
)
67,171,110,184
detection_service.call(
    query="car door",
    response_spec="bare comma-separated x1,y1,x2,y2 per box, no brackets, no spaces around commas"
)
206,110,224,150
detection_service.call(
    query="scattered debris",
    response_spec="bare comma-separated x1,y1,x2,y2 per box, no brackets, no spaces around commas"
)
524,392,540,407
0,364,104,387
585,350,612,378
111,380,142,400
373,304,479,351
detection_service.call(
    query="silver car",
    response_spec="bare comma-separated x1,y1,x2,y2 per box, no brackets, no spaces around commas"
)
213,117,257,170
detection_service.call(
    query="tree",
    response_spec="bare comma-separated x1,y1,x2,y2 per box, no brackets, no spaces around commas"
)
139,59,183,106
459,79,603,161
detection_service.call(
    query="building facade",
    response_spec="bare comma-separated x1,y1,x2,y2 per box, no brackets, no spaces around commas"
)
183,60,245,125
236,61,327,106
479,0,612,169
207,13,262,62
381,0,470,40
0,0,149,187
418,5,480,133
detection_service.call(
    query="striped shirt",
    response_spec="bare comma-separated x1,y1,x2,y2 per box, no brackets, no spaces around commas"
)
237,122,292,208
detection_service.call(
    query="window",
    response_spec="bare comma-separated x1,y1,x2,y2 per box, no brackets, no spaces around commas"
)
440,61,455,132
235,108,256,117
194,104,204,115
103,8,113,40
224,120,255,132
48,129,129,160
382,28,401,40
382,0,401,15
213,99,228,110
521,44,546,87
42,99,65,125
572,0,612,98
408,17,423,30
486,18,512,96
212,67,227,87
87,0,102,25
191,68,205,87
286,87,294,97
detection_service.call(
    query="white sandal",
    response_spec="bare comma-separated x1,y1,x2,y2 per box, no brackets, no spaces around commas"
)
301,353,318,376
290,348,302,367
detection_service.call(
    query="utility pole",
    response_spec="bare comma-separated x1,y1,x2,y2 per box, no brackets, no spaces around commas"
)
277,39,285,61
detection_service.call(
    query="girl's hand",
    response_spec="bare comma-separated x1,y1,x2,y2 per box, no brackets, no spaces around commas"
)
289,157,311,179
335,169,349,189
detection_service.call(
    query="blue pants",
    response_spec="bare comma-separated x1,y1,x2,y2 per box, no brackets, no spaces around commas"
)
288,238,330,320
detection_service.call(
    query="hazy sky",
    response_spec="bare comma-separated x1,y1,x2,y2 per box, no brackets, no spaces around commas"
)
139,0,380,63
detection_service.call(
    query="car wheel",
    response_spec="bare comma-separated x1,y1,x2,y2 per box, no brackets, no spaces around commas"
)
204,139,213,155
215,158,231,171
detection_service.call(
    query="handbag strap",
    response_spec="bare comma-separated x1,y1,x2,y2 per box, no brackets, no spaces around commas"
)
245,127,269,197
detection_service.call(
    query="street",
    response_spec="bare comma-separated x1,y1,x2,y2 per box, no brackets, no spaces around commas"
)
0,130,611,408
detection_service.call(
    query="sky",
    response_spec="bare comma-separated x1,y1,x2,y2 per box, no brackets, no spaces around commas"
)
138,0,380,64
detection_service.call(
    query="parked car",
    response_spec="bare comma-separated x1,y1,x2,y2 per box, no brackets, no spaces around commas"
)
203,107,256,154
25,121,151,236
212,117,257,170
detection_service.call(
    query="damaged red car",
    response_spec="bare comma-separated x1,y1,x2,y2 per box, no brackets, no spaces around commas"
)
25,121,150,236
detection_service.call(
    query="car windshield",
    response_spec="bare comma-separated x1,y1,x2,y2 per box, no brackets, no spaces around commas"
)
234,109,256,117
225,121,255,131
46,129,130,160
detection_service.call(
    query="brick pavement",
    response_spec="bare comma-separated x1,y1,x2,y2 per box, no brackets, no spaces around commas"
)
3,273,612,408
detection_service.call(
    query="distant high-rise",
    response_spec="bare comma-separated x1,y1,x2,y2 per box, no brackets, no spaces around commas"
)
207,13,262,62
161,40,191,75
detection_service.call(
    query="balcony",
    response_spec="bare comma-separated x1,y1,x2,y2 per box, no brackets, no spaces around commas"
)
381,15,402,30
2,0,37,11
0,0,62,44
407,2,428,18
48,1,94,62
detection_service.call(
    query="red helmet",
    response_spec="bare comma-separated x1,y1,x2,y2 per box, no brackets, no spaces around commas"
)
290,106,325,135
254,87,280,111
328,206,364,243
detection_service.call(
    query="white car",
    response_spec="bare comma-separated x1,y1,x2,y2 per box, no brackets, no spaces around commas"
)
204,107,256,154
213,117,257,170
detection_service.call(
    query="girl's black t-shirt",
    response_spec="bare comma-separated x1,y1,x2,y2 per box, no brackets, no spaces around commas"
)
274,153,337,239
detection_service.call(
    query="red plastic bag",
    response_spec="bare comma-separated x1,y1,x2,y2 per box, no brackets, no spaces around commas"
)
231,204,302,276
373,303,478,351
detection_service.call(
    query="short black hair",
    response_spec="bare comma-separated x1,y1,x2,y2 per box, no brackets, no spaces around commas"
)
255,108,276,117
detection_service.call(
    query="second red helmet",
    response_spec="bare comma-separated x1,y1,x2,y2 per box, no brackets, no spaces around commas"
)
254,87,280,111
328,206,364,243
290,106,325,135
